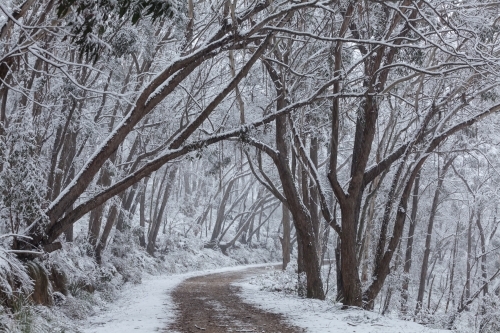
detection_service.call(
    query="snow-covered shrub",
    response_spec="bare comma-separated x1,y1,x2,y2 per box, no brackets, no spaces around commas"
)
248,263,299,294
108,230,143,284
0,121,47,239
3,296,36,333
1,299,79,333
471,295,500,333
59,292,98,320
48,239,99,293
0,295,56,333
228,239,281,265
0,239,33,307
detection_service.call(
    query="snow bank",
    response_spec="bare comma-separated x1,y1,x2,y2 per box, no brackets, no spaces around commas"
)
235,275,450,333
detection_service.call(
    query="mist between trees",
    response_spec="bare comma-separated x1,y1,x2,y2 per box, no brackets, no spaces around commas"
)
2,0,500,331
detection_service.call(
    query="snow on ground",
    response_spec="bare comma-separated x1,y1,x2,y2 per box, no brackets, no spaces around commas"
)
81,262,451,333
235,277,451,333
80,263,276,333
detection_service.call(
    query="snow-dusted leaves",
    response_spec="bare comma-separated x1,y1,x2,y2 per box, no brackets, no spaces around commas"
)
0,124,47,236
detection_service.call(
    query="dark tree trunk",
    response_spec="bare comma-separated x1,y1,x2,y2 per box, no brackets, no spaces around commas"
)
261,61,325,300
309,136,321,257
335,236,344,302
280,204,291,270
416,158,453,314
476,211,488,296
296,231,306,297
114,180,141,233
208,178,236,245
95,203,119,264
276,147,324,298
401,171,420,314
147,167,177,255
362,158,426,309
64,224,73,242
139,182,147,248
339,201,363,306
88,152,117,248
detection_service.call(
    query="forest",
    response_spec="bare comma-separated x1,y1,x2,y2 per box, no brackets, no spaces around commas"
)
2,0,500,332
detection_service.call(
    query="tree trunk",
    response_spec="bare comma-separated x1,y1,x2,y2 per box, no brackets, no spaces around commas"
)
339,201,363,306
401,171,420,314
95,203,119,264
280,204,291,270
331,95,380,308
139,182,147,248
309,136,321,257
335,236,344,302
262,61,325,300
415,158,453,314
275,149,324,299
275,120,324,299
208,178,236,245
147,166,178,255
296,231,306,297
360,178,381,283
476,211,488,296
88,153,117,248
464,210,473,308
362,157,427,309
445,220,460,313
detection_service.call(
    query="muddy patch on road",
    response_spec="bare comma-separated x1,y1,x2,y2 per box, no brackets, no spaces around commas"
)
167,267,305,333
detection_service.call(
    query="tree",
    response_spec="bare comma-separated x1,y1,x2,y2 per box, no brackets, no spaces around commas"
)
245,0,500,307
0,0,323,253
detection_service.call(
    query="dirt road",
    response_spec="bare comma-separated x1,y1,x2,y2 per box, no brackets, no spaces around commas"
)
168,266,305,333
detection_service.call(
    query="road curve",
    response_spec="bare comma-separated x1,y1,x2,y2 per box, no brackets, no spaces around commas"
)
168,266,305,333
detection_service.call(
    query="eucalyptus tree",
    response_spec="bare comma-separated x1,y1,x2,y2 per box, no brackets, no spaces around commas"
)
1,0,347,261
242,0,500,308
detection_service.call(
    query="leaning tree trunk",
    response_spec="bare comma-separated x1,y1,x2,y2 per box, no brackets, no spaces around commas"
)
95,202,119,264
147,166,177,255
362,157,426,309
88,150,118,250
207,177,236,246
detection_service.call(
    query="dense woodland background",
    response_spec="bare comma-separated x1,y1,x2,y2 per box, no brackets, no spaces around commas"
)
2,0,500,331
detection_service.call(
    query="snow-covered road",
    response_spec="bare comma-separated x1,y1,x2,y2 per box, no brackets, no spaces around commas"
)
81,263,449,333
80,263,274,333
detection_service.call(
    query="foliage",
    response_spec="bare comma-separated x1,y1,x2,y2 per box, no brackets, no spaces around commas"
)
0,123,47,236
56,0,181,61
0,241,33,304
